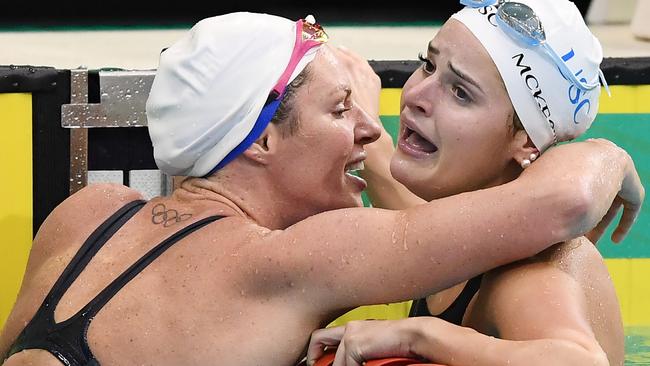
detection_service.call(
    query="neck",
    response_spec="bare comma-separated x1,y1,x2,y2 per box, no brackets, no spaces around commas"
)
473,159,523,192
174,164,312,230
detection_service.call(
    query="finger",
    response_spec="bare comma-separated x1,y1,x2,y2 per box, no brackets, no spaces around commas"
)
585,197,622,244
307,327,346,365
337,45,362,59
612,201,642,243
335,46,361,63
332,342,347,366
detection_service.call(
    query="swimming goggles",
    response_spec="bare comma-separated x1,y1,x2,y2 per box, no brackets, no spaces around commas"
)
460,0,608,92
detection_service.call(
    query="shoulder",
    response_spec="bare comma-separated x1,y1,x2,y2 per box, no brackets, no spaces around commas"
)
535,237,605,273
64,183,145,208
33,183,145,248
487,236,604,283
477,237,607,325
49,183,144,223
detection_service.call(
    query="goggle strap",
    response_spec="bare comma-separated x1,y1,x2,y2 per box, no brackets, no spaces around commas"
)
264,90,281,107
272,20,305,97
543,43,600,91
599,68,611,97
271,20,325,98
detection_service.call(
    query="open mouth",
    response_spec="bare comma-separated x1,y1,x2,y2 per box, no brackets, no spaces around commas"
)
400,127,438,155
344,161,367,191
344,161,365,175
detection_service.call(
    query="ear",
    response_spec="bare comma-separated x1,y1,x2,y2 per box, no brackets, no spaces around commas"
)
511,129,540,168
241,123,282,166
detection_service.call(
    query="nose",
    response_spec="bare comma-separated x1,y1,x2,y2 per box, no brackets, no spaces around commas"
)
352,104,381,145
402,74,436,117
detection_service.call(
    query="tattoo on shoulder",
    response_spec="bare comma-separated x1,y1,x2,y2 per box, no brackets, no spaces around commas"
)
151,203,192,227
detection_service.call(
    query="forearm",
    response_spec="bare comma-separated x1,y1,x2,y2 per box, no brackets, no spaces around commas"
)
410,318,609,366
281,172,585,309
392,179,580,291
519,140,631,239
361,162,425,210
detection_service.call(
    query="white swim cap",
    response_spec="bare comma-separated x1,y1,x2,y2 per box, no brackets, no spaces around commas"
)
146,12,325,177
451,0,606,152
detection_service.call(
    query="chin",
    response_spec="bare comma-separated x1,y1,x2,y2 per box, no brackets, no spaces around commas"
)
390,161,458,201
325,195,363,212
390,157,428,195
342,193,364,208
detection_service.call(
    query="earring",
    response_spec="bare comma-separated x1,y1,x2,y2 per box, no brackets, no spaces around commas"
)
529,153,538,162
521,159,531,169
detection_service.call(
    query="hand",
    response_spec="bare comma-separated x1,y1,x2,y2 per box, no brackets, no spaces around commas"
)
331,45,381,120
306,325,345,366
307,320,423,366
528,138,644,244
584,139,644,244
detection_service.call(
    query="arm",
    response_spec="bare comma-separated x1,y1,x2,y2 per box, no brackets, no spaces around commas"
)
307,250,613,366
306,315,608,366
367,240,616,366
458,238,621,365
245,138,643,313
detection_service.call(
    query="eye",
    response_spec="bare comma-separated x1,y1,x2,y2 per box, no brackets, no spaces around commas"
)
333,106,351,118
418,53,435,75
452,85,472,103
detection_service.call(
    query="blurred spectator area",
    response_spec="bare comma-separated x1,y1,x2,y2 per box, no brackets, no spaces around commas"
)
0,0,599,27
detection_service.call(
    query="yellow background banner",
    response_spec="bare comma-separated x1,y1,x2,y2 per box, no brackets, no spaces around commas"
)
0,93,33,327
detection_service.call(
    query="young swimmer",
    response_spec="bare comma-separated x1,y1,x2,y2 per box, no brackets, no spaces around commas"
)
306,1,639,365
0,10,643,366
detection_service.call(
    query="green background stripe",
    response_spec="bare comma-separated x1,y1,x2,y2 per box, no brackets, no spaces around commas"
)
577,114,650,258
369,114,650,258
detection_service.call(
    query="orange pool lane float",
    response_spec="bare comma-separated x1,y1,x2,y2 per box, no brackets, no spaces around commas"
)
312,349,447,366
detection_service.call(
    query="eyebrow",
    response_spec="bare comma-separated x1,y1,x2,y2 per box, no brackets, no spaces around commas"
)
428,43,440,55
448,61,483,93
327,85,351,99
334,86,352,99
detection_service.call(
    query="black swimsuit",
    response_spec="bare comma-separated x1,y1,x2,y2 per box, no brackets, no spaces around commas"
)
409,274,483,325
5,200,223,366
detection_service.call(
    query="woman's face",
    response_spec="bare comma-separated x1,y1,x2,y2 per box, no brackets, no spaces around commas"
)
270,45,381,217
391,19,522,201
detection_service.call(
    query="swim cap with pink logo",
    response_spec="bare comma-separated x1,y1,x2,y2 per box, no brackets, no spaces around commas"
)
451,0,607,152
146,12,326,177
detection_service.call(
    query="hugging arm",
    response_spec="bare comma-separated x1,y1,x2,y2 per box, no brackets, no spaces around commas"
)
308,312,608,366
245,47,644,319
247,138,643,316
307,238,618,366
